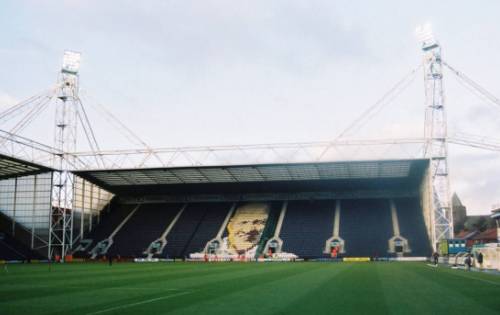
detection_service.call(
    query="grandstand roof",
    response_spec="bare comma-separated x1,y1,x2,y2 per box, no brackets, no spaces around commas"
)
73,159,429,194
0,153,53,180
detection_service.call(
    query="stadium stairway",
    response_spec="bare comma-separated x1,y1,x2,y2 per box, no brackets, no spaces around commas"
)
223,203,270,256
341,199,393,257
162,203,211,258
280,200,336,259
394,197,433,257
0,232,44,261
254,202,282,258
183,202,230,257
0,211,46,259
83,202,138,252
108,203,181,258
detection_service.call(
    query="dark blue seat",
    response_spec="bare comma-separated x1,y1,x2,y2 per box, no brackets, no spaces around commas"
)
280,200,335,259
395,198,432,257
340,199,392,257
163,203,208,258
86,203,137,248
108,203,181,257
183,203,230,256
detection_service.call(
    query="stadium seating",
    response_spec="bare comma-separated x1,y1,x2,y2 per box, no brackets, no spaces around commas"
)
222,203,270,256
82,198,431,259
182,203,230,257
280,200,336,258
0,211,46,259
0,241,21,261
394,197,432,257
255,202,282,257
108,203,181,257
0,233,43,261
85,202,138,251
162,203,210,258
341,199,393,257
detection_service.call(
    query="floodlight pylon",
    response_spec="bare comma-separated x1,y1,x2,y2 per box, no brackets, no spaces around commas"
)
49,51,80,261
418,26,454,248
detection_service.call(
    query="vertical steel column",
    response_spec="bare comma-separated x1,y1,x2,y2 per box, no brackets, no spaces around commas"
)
89,184,94,232
420,34,453,248
80,178,85,241
48,172,53,259
31,175,38,249
12,177,18,236
49,52,80,261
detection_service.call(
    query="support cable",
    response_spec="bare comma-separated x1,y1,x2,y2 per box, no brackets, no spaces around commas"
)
444,62,500,109
443,61,500,151
79,91,166,166
0,85,60,123
8,95,54,136
449,132,500,152
0,92,56,148
317,64,422,160
336,65,422,139
0,129,59,154
75,110,102,168
76,99,105,168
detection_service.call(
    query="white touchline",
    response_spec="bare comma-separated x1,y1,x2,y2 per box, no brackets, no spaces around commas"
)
425,264,500,286
99,287,183,291
448,272,500,286
85,291,192,315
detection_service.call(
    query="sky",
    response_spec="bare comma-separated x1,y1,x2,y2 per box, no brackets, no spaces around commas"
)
0,0,499,214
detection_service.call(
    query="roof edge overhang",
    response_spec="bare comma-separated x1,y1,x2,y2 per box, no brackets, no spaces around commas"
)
73,158,430,173
72,158,430,194
0,153,54,180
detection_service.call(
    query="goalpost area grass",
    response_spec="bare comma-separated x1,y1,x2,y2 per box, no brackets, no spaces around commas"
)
1,261,499,315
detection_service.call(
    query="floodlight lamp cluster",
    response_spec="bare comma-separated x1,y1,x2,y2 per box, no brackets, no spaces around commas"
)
62,50,81,74
415,23,438,50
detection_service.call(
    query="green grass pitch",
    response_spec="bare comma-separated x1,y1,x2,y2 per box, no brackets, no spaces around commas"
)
1,262,499,315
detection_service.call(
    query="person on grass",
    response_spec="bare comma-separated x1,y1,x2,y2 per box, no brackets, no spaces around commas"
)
432,252,439,266
477,252,483,269
465,254,472,271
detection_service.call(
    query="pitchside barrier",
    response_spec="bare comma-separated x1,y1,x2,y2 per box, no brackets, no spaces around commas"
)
0,259,50,264
438,243,500,271
472,243,500,271
131,257,427,263
343,257,371,262
0,256,428,264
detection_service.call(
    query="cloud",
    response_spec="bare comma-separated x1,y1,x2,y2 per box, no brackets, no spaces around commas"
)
2,0,500,215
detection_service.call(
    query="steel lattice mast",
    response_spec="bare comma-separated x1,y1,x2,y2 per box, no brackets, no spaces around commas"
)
417,24,453,247
49,51,81,261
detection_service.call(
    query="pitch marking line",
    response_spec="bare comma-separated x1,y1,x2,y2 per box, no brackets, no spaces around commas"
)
448,272,500,286
5,284,183,291
426,264,500,286
85,291,192,315
94,287,182,291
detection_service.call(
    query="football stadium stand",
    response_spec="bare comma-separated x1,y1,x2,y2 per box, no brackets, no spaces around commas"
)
69,160,433,260
0,211,46,260
395,197,433,256
341,199,393,257
162,203,213,258
108,203,180,257
220,203,270,256
0,232,43,261
181,202,230,256
81,197,432,260
280,200,335,259
86,202,138,251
